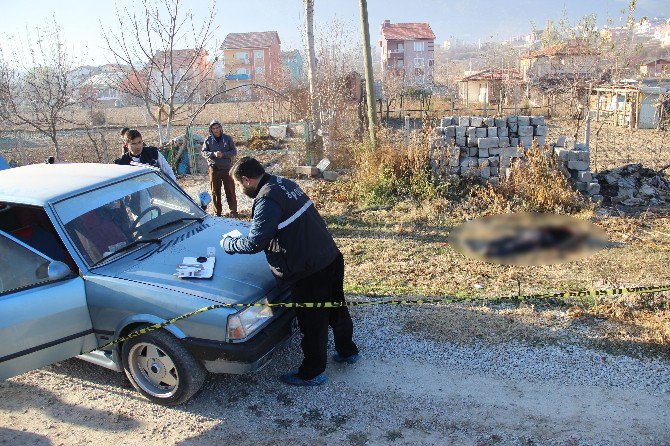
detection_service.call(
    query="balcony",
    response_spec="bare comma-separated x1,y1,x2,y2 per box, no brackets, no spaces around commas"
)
224,73,252,81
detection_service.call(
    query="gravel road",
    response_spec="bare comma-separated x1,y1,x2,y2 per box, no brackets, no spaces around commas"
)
1,302,669,446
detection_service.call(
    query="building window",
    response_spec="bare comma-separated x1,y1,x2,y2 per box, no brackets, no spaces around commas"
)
254,50,264,59
397,59,404,69
414,58,424,68
255,66,265,75
397,43,404,52
413,41,425,52
235,52,249,61
237,68,249,75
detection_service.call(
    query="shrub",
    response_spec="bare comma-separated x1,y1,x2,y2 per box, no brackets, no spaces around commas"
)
349,128,437,206
467,140,589,215
89,109,106,126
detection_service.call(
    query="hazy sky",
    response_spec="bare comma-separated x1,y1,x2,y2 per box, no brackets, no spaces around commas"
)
1,0,669,65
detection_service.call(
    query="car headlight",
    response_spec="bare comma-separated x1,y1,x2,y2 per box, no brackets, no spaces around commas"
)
227,298,273,341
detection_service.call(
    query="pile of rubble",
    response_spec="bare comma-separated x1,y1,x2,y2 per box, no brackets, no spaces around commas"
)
245,135,282,150
595,164,670,206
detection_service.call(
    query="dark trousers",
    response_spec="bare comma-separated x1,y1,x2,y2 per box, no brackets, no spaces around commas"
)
209,166,237,216
290,252,358,379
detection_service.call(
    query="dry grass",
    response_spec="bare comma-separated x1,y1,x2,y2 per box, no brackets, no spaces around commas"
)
546,117,670,172
301,176,670,356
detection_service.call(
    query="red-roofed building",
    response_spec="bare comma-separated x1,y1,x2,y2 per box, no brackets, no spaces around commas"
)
221,31,281,92
119,48,212,104
457,69,523,106
379,20,435,87
640,58,670,77
519,40,599,81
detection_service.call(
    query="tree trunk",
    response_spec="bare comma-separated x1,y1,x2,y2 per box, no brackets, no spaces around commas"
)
304,0,320,135
49,122,61,161
52,136,61,162
358,0,377,148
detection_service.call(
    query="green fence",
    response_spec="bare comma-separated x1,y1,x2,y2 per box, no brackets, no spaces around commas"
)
183,122,311,174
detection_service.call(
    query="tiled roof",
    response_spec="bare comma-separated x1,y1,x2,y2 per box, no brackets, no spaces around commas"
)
222,31,281,49
381,22,435,41
520,40,595,59
152,49,208,67
458,68,522,82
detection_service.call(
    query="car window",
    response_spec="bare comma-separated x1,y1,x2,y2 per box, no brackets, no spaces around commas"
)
54,173,205,265
0,203,77,272
0,235,54,294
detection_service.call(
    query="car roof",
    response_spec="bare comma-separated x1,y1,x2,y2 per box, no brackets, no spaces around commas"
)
0,163,153,206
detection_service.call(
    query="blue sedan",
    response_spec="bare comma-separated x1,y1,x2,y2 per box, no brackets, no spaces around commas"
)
0,163,296,405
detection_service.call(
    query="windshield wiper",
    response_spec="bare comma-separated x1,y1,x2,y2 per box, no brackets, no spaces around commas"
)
149,216,204,234
92,238,161,266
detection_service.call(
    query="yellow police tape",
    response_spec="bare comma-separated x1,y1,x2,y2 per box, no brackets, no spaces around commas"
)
93,283,670,352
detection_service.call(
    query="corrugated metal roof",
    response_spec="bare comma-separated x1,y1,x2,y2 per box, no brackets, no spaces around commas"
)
381,22,435,41
221,31,281,49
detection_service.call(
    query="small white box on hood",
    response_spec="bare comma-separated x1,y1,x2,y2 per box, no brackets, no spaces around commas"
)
175,256,215,279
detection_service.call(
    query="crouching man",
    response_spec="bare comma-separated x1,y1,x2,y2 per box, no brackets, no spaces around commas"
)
222,157,359,386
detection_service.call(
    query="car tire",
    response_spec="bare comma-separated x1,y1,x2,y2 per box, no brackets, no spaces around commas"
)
121,329,207,406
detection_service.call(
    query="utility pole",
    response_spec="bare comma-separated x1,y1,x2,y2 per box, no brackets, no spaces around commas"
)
304,0,320,136
358,0,377,148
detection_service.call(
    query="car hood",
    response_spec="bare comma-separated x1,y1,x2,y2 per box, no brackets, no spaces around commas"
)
98,217,278,304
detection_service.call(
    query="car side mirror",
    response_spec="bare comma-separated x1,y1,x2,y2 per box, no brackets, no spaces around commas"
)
47,261,72,280
197,192,211,211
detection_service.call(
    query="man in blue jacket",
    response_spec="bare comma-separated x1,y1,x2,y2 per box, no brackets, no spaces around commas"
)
202,120,237,218
222,157,359,386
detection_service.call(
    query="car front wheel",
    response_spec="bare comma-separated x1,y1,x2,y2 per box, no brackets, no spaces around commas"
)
121,329,207,405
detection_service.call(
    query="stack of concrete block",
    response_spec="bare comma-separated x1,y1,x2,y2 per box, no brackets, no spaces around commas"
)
431,115,550,184
551,137,602,202
431,116,603,204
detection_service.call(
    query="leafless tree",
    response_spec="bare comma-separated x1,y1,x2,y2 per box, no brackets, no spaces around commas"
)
103,0,217,145
0,21,91,160
380,71,406,121
313,21,361,140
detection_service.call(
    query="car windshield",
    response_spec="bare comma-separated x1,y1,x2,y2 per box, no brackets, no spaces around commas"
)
54,172,205,265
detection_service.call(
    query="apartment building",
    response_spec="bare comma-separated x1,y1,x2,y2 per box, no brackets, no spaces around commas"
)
379,21,435,86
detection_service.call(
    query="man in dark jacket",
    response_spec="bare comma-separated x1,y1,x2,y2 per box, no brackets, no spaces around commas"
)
114,129,176,181
202,120,237,217
120,127,129,156
222,157,359,386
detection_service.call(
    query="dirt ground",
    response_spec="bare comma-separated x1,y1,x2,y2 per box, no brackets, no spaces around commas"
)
2,306,669,446
1,113,670,445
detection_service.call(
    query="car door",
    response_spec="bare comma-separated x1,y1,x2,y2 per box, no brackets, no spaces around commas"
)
0,230,97,380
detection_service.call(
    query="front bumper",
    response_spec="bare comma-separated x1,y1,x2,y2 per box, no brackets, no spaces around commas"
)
183,308,297,374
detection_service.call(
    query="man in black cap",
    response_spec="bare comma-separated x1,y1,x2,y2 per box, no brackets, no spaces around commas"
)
202,120,237,217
